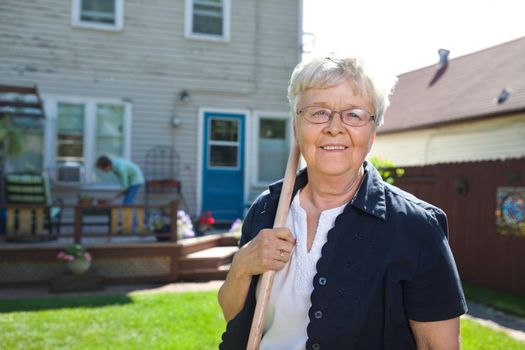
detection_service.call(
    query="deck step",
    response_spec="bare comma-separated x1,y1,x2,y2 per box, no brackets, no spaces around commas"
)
178,246,237,281
179,246,237,270
179,263,232,281
185,246,238,259
177,242,238,281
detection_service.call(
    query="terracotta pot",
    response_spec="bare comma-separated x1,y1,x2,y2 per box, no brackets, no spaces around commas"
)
66,259,91,274
78,198,94,206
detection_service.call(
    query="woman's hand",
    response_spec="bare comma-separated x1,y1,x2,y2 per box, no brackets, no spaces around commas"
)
232,228,296,279
218,228,295,322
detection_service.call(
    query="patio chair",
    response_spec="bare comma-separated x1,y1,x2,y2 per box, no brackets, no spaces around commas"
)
3,172,63,240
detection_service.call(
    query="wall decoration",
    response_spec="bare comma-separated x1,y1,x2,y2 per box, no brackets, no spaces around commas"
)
496,187,525,236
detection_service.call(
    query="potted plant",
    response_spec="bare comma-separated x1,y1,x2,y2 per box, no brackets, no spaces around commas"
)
57,244,92,274
149,209,196,241
196,211,215,236
228,218,243,240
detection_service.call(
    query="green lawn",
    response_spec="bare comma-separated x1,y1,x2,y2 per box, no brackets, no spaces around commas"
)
461,317,525,349
0,289,524,349
463,283,525,319
0,291,226,350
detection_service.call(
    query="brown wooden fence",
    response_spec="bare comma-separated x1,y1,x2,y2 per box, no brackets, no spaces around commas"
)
396,158,525,296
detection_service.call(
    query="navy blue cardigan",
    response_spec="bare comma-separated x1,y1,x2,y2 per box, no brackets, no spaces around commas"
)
220,162,467,349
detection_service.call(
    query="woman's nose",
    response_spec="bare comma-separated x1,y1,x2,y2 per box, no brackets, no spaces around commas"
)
323,112,344,135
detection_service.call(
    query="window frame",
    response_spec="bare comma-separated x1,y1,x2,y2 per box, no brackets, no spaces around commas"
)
184,0,231,42
252,111,293,187
43,95,132,189
71,0,124,31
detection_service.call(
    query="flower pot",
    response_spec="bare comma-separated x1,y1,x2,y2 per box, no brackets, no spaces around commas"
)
78,196,95,206
66,259,91,275
154,224,172,242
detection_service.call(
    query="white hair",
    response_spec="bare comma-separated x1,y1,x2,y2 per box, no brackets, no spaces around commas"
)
287,55,397,127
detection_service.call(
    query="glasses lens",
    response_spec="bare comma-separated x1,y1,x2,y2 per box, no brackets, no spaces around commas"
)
341,109,371,126
303,107,331,124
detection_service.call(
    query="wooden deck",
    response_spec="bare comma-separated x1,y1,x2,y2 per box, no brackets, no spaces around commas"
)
0,202,239,288
0,233,239,288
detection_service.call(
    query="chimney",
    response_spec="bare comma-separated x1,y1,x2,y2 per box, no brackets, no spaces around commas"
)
438,49,450,68
429,48,450,87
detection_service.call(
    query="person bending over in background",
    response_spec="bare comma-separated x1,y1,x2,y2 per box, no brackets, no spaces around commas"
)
95,155,144,205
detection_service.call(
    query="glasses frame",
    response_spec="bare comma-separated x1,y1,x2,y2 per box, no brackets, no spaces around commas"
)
297,106,375,127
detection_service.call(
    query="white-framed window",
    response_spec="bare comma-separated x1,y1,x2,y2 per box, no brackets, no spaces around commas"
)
185,0,231,42
71,0,124,31
253,112,292,186
43,96,132,187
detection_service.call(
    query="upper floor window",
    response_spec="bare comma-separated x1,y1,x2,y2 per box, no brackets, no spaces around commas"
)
71,0,124,31
185,0,231,42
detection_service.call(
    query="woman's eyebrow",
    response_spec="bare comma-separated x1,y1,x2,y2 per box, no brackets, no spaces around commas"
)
307,102,364,109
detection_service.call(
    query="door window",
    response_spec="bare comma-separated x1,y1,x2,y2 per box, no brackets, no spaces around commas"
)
208,118,240,169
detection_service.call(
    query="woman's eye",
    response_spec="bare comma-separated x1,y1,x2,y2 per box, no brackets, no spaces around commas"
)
345,111,363,120
313,109,330,117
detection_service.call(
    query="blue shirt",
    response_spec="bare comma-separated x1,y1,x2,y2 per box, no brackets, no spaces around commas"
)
220,161,467,350
111,158,144,190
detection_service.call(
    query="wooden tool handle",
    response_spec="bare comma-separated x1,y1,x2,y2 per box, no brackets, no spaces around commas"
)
247,143,301,350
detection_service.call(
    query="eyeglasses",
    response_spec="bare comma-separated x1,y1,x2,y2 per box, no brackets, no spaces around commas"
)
298,106,375,127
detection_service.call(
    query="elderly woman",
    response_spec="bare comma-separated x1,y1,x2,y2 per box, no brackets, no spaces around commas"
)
218,56,467,349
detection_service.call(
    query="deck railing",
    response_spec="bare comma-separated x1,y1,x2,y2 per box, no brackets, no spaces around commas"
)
1,201,178,244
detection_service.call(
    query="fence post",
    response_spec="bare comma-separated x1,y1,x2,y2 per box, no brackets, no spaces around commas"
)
74,205,82,244
170,201,178,242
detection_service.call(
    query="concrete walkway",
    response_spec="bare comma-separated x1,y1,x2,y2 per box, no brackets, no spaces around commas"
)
0,280,224,300
0,283,524,342
465,301,525,341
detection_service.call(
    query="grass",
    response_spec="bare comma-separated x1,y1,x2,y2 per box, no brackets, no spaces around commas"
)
461,317,525,349
463,283,525,318
0,288,524,349
0,291,226,350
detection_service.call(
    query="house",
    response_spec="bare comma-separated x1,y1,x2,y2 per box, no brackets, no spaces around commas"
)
0,0,303,223
369,37,525,295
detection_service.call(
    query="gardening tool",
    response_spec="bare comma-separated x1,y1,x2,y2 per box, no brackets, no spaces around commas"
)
247,142,301,350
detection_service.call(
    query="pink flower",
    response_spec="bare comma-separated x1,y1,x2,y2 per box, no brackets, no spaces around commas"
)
57,244,92,262
58,254,75,261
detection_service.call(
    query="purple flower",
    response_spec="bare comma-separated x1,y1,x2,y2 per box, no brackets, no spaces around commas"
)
230,218,242,232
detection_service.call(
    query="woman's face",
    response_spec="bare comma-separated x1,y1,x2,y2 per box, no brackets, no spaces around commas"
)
295,81,376,179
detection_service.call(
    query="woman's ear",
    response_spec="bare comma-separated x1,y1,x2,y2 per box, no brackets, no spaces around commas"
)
293,118,299,145
367,129,377,153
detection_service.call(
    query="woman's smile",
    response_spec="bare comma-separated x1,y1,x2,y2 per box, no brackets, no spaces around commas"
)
319,144,348,151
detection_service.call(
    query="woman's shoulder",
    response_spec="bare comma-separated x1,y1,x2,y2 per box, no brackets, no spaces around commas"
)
381,180,443,215
382,182,448,237
239,189,276,246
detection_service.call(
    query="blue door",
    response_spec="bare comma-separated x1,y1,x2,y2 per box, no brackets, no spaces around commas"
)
202,112,245,222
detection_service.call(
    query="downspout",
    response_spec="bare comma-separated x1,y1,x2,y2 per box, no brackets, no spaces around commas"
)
297,0,304,61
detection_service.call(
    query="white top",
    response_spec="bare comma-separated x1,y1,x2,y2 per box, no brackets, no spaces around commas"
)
257,190,347,350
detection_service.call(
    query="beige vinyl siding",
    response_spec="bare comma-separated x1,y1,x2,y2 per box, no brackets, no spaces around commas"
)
370,113,525,166
0,0,301,214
